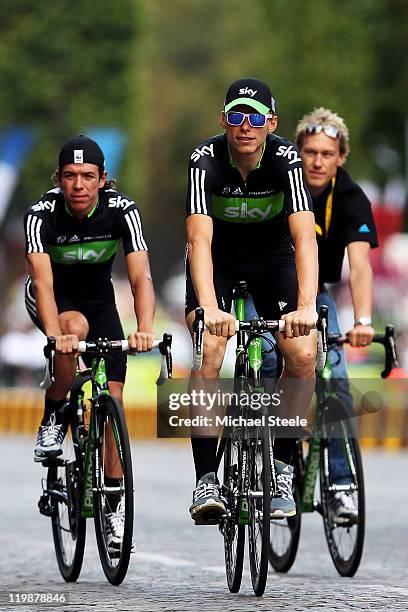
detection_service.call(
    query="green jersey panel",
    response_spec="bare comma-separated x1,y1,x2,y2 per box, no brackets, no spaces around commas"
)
48,240,119,265
212,194,284,223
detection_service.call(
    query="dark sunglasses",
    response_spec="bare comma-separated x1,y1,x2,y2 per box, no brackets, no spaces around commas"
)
226,111,273,128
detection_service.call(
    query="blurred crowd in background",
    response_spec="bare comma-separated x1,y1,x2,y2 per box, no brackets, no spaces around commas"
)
0,1,407,390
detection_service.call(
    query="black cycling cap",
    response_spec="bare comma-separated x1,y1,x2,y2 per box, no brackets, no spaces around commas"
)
224,78,276,115
58,135,105,170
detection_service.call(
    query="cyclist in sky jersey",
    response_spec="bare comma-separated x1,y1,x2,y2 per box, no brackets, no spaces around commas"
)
24,135,155,548
184,78,319,524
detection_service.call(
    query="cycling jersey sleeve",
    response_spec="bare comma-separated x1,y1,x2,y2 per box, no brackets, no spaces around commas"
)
24,209,49,255
275,144,313,216
185,155,215,218
341,189,378,248
115,200,148,254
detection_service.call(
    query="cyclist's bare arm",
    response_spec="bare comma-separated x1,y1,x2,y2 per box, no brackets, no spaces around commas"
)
346,241,375,346
283,211,318,337
126,251,156,351
187,215,235,337
27,253,60,336
26,253,79,353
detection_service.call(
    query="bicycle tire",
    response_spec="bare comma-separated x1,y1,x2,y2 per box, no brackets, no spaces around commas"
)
49,422,86,582
248,418,271,596
222,434,245,593
268,446,302,573
93,395,134,585
320,412,365,577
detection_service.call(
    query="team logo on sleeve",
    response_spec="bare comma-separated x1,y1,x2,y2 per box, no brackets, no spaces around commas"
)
276,144,301,165
108,195,135,210
190,144,214,163
32,199,56,212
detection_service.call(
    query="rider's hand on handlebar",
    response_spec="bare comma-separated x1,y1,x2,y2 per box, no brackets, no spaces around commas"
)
203,307,236,338
280,305,318,339
55,334,79,355
347,324,375,347
127,331,155,352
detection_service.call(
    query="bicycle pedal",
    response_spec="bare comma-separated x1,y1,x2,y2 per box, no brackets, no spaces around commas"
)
41,457,65,468
194,518,220,526
38,493,55,517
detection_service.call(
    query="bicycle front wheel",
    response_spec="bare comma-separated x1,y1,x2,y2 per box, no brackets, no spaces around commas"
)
222,433,245,593
320,412,365,577
49,423,86,582
248,421,271,597
93,395,134,585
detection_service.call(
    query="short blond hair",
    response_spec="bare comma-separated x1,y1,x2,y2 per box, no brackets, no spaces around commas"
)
295,107,350,158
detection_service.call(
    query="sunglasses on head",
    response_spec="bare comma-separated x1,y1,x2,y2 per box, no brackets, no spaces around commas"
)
305,124,340,139
226,111,273,128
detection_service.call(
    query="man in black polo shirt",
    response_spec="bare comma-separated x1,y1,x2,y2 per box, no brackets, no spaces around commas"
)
297,107,378,520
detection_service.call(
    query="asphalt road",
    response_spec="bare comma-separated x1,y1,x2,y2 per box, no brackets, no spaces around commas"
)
0,435,407,611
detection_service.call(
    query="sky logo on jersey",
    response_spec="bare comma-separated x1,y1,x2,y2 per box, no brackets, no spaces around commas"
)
64,249,106,262
190,144,214,163
213,193,284,223
358,224,370,233
239,87,257,97
276,144,302,165
48,240,119,264
224,203,273,220
32,200,56,213
108,195,134,210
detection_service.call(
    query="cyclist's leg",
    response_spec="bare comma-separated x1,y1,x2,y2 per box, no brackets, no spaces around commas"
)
86,301,127,485
185,258,235,521
26,279,89,460
185,259,234,480
244,295,278,381
84,300,129,534
249,258,315,516
249,258,315,458
317,289,354,486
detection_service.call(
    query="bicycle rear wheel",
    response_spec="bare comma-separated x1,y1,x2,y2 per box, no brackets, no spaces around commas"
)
93,395,134,585
268,445,302,572
320,412,365,577
222,433,245,593
248,420,271,596
49,422,86,582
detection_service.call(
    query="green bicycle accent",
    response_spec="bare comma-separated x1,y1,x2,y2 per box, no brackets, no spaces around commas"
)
48,239,119,265
93,357,110,392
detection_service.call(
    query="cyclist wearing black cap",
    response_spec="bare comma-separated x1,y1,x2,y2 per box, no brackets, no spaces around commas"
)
24,135,155,469
185,78,319,524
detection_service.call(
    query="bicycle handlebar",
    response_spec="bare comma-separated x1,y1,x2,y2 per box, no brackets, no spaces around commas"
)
40,333,173,390
327,324,399,379
191,305,329,372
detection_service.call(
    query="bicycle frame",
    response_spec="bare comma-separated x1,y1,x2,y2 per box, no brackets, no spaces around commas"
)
300,352,358,513
232,281,276,525
81,355,111,518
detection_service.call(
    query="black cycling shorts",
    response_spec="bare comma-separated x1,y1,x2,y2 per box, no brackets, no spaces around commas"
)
185,247,298,320
25,276,127,383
